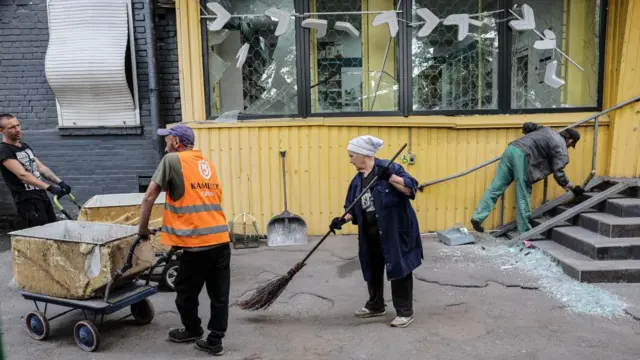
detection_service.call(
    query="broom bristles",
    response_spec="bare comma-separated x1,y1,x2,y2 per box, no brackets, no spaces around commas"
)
237,262,306,311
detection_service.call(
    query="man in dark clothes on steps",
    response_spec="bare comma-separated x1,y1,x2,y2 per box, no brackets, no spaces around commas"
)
470,122,583,234
0,114,70,227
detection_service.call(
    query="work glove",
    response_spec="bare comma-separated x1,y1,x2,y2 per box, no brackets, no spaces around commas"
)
377,167,393,182
329,217,347,234
571,186,585,197
58,181,71,194
47,185,66,198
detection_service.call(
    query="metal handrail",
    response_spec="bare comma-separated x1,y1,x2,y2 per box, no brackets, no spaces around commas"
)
417,96,640,191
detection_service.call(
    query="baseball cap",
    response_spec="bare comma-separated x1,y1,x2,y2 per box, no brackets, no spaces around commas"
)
560,128,580,148
157,124,195,146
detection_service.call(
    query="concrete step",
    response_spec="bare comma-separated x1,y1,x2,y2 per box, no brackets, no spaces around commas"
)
506,230,546,241
532,216,572,238
593,180,640,198
582,191,626,200
578,212,640,238
604,198,640,217
554,204,598,215
533,240,640,283
551,226,640,260
550,205,598,224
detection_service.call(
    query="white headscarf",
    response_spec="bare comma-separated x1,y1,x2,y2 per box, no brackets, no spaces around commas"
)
347,135,384,156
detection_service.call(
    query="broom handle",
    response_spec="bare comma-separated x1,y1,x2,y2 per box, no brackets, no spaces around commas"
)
300,143,408,265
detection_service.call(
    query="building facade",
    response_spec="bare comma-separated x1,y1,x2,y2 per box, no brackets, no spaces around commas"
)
0,0,181,222
1,0,639,237
175,0,640,235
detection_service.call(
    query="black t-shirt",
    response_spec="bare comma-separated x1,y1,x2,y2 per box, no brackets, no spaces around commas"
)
360,166,380,241
0,142,48,203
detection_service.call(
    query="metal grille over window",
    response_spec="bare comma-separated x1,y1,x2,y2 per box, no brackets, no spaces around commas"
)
411,0,500,111
511,0,602,109
202,0,298,117
200,0,607,118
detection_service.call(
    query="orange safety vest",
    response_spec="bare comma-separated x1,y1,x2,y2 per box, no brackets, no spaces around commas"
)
160,150,230,248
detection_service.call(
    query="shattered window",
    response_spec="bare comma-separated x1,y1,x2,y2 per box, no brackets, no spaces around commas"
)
309,0,399,113
202,0,298,117
200,0,606,118
511,0,603,109
411,0,500,111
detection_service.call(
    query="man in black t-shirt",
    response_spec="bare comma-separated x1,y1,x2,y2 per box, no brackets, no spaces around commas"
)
0,114,71,227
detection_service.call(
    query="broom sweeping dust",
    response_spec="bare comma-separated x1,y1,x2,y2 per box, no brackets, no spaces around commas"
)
237,143,408,311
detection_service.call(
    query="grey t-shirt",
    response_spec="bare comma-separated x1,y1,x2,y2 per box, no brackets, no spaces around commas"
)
152,153,185,202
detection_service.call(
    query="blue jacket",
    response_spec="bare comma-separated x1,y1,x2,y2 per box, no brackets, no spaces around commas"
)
344,159,423,282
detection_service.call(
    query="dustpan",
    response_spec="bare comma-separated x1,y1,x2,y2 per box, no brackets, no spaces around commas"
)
267,150,308,246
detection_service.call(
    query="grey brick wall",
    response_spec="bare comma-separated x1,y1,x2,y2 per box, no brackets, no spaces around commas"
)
0,0,181,221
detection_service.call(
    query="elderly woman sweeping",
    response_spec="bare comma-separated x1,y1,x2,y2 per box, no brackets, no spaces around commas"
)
329,135,423,328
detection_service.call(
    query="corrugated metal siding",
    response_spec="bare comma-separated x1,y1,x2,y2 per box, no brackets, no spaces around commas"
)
45,0,138,127
604,0,640,177
603,0,628,109
175,0,206,122
192,124,610,236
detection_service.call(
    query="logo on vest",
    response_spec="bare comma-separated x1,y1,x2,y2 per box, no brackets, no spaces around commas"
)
198,160,212,180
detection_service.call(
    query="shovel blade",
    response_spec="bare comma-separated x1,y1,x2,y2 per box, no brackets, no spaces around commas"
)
266,216,308,247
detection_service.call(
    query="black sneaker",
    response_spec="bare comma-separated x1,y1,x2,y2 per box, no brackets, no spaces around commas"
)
471,219,484,233
195,339,224,356
168,327,204,343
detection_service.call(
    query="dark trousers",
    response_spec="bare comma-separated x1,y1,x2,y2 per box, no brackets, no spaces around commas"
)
364,233,413,317
174,243,231,344
15,198,57,228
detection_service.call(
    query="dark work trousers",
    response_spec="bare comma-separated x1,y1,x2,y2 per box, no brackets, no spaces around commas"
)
15,198,57,228
364,233,414,317
173,243,231,344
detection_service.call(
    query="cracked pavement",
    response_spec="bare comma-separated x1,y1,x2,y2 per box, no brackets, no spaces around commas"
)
1,235,640,359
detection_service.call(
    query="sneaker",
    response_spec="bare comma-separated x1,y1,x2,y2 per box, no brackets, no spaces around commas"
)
390,315,414,328
195,340,224,356
471,219,484,233
168,327,204,343
354,307,386,318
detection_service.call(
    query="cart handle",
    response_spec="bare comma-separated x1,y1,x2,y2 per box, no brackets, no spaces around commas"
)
53,193,82,220
103,229,160,302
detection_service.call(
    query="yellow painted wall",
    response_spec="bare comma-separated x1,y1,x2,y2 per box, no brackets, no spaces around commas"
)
175,0,206,121
173,0,639,235
604,0,640,176
565,0,599,106
187,120,609,235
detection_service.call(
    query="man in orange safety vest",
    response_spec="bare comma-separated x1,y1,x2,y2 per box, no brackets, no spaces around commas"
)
138,124,230,356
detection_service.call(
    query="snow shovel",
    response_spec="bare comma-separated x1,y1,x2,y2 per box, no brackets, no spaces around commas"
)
267,150,308,246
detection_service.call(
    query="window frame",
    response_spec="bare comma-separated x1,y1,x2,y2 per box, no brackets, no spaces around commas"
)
201,0,608,120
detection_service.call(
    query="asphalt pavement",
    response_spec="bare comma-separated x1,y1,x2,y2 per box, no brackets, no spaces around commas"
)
0,234,639,360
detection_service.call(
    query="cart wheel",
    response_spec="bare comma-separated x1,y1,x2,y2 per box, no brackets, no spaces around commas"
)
160,261,179,291
25,311,49,340
73,320,100,352
131,298,155,325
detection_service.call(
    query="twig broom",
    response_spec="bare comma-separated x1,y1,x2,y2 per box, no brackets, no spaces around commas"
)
237,143,408,311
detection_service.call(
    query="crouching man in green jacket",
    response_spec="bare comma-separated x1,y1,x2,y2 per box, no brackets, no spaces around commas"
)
470,122,583,234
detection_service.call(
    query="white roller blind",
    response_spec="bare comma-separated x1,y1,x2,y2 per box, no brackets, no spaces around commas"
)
45,0,139,127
